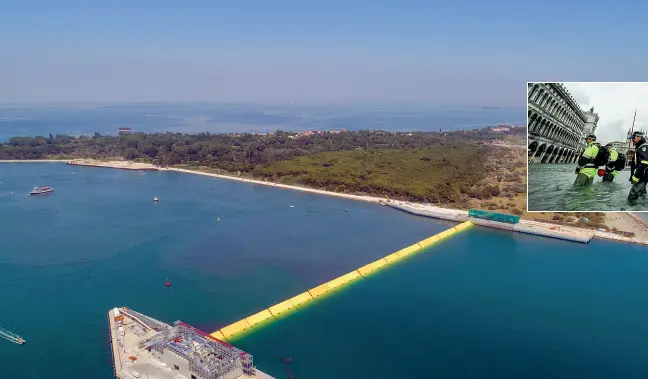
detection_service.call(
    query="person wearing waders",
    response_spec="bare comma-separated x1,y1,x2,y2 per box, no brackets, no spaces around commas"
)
602,143,619,182
628,131,648,204
574,134,599,186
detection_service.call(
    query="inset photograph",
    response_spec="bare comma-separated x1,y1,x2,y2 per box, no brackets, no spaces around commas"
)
527,82,648,211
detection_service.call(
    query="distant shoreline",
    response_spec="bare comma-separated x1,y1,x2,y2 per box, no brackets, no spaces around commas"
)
0,159,68,163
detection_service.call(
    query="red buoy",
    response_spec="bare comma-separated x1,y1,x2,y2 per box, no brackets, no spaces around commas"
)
165,278,171,287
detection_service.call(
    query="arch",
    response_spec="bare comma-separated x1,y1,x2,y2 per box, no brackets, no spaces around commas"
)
528,141,539,157
542,145,555,163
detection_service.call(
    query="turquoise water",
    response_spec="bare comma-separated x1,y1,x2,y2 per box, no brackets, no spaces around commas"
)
0,163,454,378
528,163,648,211
237,230,648,378
3,163,648,378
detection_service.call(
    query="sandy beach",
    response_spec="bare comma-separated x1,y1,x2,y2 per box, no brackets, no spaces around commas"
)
4,159,648,244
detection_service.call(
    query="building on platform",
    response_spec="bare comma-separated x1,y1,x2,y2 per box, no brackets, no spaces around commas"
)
527,83,598,164
139,320,255,379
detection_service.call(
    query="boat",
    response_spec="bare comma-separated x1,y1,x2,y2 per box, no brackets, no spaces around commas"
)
153,197,159,202
29,186,54,195
165,278,171,287
0,327,24,345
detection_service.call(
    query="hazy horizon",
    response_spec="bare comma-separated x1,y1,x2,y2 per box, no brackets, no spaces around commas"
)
0,103,525,141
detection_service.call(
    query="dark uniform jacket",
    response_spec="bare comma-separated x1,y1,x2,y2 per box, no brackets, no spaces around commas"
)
633,139,648,183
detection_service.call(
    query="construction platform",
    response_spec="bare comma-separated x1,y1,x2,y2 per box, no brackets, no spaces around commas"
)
108,307,274,379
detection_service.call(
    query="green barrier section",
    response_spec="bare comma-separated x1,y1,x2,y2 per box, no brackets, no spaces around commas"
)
468,209,520,224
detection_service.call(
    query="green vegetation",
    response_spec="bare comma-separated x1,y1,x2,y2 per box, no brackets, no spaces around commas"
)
0,127,526,205
253,147,485,203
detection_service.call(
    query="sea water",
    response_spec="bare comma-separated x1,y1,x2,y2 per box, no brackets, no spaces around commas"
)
1,163,648,378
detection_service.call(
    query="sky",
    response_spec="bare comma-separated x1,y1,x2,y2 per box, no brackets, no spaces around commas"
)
3,0,648,104
563,82,648,144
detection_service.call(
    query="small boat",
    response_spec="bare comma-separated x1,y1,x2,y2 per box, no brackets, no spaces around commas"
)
289,205,295,208
29,186,54,195
0,327,24,344
165,278,171,287
153,197,159,202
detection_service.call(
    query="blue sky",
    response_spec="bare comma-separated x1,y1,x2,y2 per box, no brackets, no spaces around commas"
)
2,0,647,105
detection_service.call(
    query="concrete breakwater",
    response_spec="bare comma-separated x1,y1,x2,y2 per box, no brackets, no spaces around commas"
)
210,221,474,342
385,202,594,244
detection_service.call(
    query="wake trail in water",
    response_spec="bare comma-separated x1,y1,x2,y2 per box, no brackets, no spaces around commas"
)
0,327,22,344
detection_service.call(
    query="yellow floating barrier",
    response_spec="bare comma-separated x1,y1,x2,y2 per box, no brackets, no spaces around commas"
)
245,309,274,328
288,291,314,307
383,251,402,263
308,283,332,298
417,235,440,248
395,243,421,258
210,330,227,341
212,221,474,340
219,319,252,339
325,270,361,289
268,299,294,317
357,258,388,276
454,221,472,231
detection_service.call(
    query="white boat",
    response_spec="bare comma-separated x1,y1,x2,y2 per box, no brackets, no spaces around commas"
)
30,186,54,195
153,197,159,202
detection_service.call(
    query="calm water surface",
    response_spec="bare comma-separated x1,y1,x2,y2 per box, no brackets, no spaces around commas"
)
0,162,454,378
528,163,648,211
2,163,648,378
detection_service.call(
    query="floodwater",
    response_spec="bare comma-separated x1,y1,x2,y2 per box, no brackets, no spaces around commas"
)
528,164,648,211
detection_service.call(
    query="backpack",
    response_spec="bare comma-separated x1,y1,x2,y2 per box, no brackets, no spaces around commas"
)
593,147,609,167
615,153,626,171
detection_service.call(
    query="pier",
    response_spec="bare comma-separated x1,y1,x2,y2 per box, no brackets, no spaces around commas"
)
211,221,474,341
384,201,595,244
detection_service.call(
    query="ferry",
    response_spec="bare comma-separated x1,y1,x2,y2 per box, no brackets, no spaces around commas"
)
29,186,54,195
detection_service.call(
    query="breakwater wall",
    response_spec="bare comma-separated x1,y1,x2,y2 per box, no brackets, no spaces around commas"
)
211,221,474,342
385,203,593,244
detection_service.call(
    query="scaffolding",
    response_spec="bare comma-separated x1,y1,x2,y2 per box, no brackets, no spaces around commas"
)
138,320,254,379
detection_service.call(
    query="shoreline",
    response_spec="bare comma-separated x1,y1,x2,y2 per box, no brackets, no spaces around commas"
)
0,159,68,163
163,168,648,246
4,159,648,245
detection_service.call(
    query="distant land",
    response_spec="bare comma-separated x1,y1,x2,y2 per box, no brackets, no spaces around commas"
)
0,126,528,214
0,103,525,142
